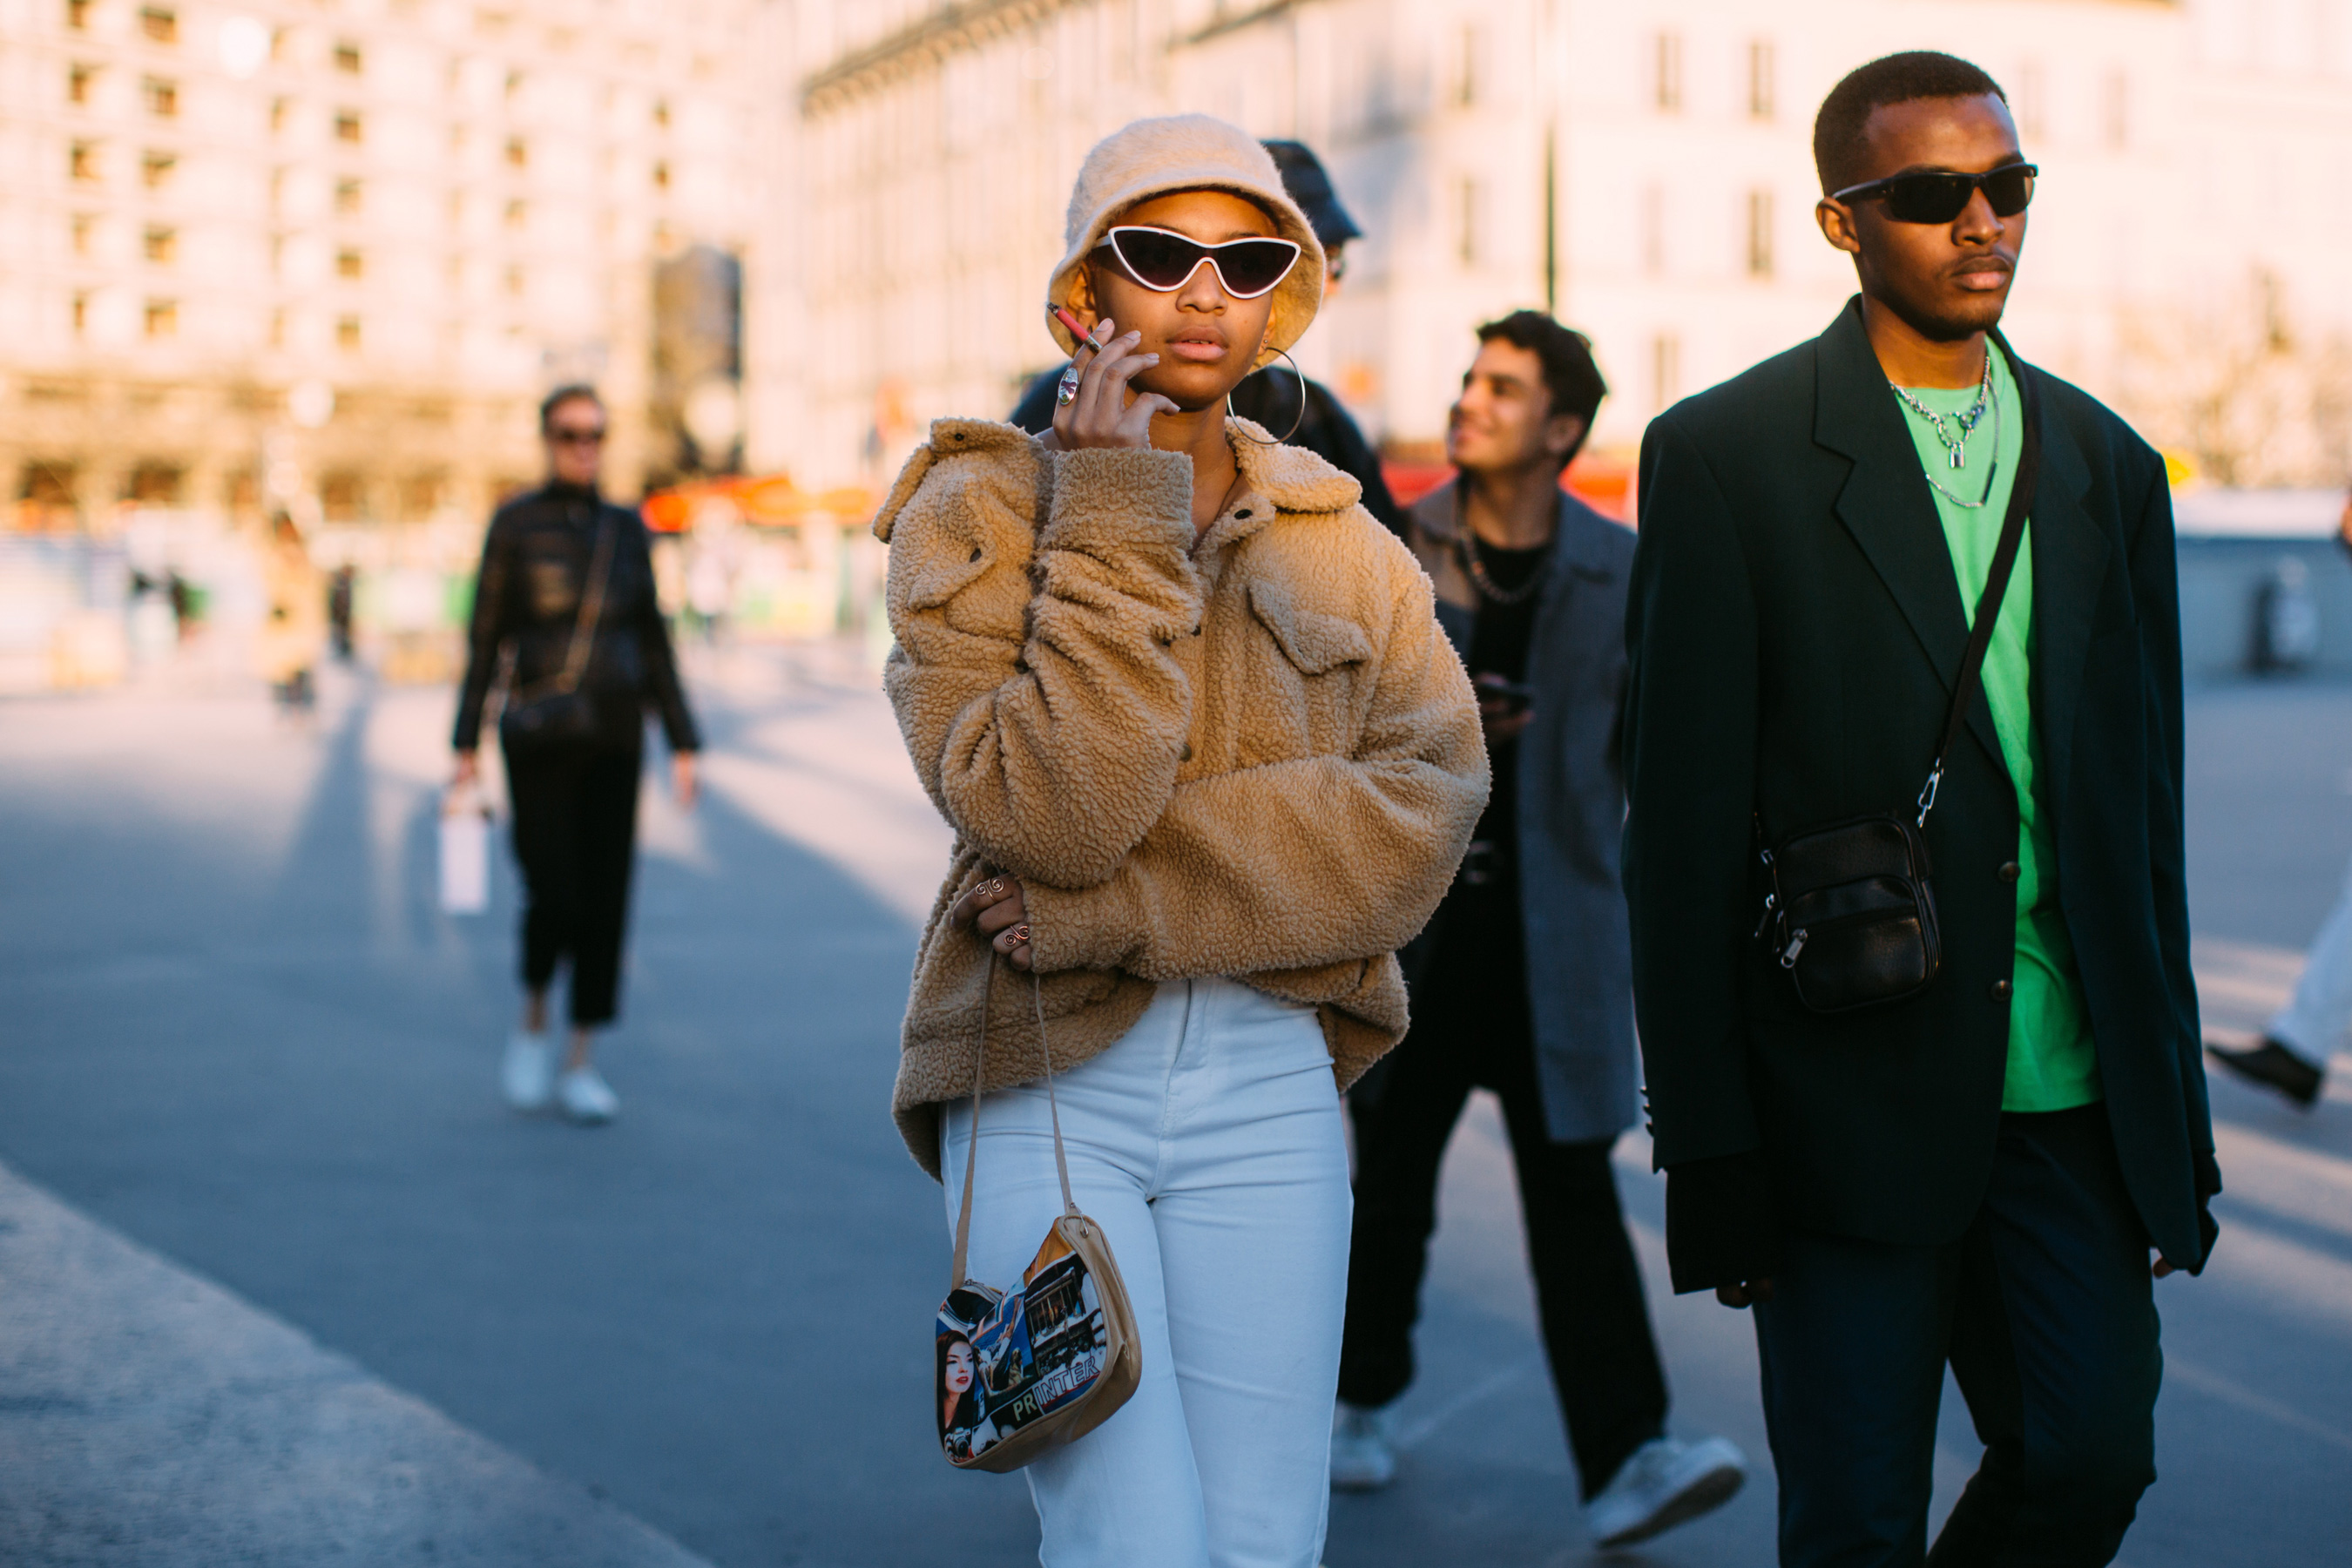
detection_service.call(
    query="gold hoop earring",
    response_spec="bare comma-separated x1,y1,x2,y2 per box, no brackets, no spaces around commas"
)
1227,348,1308,445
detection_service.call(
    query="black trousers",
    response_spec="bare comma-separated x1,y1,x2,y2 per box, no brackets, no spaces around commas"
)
1338,880,1670,1499
502,737,642,1028
1754,1104,2160,1568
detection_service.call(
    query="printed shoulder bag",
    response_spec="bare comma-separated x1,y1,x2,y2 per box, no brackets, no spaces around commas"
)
936,956,1140,1471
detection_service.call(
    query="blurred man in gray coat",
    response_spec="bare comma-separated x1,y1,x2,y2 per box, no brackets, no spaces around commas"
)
1328,312,1745,1550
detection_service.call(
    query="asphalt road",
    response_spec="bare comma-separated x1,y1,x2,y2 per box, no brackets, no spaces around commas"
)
1,647,2347,1566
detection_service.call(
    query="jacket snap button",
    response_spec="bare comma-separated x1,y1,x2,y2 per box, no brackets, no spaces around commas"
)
1234,508,1252,519
1997,862,2021,883
1990,978,2014,1001
1179,742,1193,762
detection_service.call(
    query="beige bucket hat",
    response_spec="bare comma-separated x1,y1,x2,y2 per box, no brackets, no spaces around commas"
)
1046,114,1326,371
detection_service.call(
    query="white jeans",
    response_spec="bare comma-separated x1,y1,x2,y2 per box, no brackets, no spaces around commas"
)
940,977,1351,1568
2270,848,2352,1071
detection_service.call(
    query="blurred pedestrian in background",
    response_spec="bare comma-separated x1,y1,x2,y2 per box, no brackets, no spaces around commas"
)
328,564,356,663
450,385,701,1126
1626,53,2216,1566
2207,481,2352,1108
257,511,325,717
1010,137,1407,538
1329,311,1745,1547
881,115,1484,1565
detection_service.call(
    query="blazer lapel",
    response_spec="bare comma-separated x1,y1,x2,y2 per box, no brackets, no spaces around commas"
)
1812,298,2004,772
2024,399,2107,806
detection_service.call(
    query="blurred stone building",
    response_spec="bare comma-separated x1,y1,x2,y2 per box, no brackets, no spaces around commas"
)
774,0,2352,496
0,0,770,539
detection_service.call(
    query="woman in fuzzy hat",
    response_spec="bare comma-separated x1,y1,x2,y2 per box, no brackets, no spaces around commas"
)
875,113,1486,1563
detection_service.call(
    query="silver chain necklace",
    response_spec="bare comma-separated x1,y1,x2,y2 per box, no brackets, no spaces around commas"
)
1889,352,1991,469
1891,357,2002,510
1457,525,1549,605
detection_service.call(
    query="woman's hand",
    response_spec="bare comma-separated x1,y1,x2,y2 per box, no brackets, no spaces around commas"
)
949,874,1032,970
672,752,699,810
1051,317,1175,451
451,750,479,790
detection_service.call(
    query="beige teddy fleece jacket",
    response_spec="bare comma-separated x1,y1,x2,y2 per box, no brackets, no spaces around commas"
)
874,416,1487,1177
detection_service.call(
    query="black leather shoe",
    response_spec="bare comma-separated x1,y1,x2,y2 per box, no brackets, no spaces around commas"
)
2206,1037,2324,1108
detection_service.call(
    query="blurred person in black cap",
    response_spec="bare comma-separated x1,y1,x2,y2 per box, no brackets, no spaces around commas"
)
1010,139,1407,537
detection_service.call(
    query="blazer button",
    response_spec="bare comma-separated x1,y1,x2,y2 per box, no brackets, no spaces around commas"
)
1990,978,2014,1001
1997,862,2021,883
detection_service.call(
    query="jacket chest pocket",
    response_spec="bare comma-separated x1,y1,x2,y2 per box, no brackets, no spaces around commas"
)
1240,578,1373,762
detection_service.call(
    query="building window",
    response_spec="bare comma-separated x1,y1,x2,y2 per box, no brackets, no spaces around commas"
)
504,198,526,229
652,98,670,128
268,308,285,347
72,294,89,334
139,7,177,44
504,264,524,295
336,247,363,280
71,214,95,255
1456,176,1479,267
1455,24,1481,109
2016,62,2046,140
2103,71,2129,149
335,315,362,350
128,463,184,503
145,299,177,338
67,0,91,29
1747,39,1775,119
1652,331,1680,411
144,225,175,262
1747,188,1774,278
321,471,363,520
70,141,98,180
334,41,362,73
505,136,527,168
335,110,362,144
142,151,174,187
69,63,96,105
1640,183,1665,275
335,178,362,214
1653,31,1682,112
143,78,177,117
652,160,669,189
271,98,289,133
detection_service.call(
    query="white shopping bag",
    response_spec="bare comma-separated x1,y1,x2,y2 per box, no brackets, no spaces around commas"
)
439,787,492,916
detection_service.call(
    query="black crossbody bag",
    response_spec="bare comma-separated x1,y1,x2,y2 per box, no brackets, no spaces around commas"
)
1754,340,2042,1014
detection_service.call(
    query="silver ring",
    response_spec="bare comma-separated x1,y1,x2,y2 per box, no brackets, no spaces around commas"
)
1056,363,1083,407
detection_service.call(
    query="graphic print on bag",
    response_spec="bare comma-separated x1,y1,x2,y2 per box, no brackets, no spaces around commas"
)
936,1226,1110,1463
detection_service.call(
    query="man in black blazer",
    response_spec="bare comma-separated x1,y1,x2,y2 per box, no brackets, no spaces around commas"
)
1624,51,2219,1567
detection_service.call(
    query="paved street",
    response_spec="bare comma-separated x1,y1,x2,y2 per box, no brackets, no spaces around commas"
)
2,647,2348,1566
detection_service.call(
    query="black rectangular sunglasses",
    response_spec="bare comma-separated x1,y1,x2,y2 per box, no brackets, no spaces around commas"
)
1831,163,2037,225
1095,226,1301,300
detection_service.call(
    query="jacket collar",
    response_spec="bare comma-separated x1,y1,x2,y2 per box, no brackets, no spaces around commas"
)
1814,295,2011,773
1195,416,1362,557
1413,472,1619,584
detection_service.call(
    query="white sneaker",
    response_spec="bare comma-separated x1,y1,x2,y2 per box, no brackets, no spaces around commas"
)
1328,1400,1398,1491
501,1031,555,1111
556,1064,619,1125
1585,1434,1746,1547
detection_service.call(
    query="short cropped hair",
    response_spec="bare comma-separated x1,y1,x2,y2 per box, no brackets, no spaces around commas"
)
1813,52,2008,195
1476,310,1606,442
538,382,603,432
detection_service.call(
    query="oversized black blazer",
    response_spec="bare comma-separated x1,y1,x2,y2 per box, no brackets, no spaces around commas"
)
1623,298,2215,1269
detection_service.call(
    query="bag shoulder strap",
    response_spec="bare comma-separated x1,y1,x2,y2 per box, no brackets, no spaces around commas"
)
551,508,618,696
1916,335,2042,828
950,947,1079,1292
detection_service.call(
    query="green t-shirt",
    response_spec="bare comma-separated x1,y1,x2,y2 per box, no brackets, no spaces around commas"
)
1897,354,2102,1112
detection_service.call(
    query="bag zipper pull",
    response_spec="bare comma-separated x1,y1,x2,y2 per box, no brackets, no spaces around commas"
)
1780,929,1808,969
1753,891,1778,942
